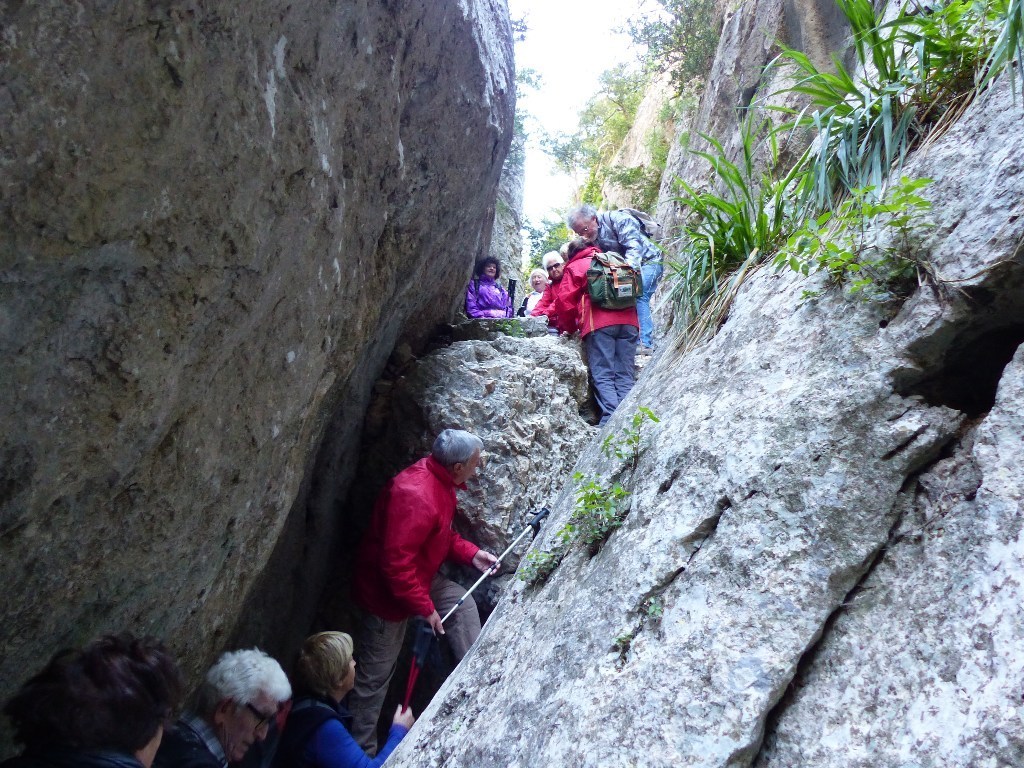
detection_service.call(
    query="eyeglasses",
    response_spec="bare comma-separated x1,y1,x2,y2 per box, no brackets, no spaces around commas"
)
546,264,562,272
245,702,276,731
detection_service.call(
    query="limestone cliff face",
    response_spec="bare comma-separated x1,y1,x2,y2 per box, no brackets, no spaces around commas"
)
487,138,526,288
0,0,514,726
601,71,675,211
385,78,1024,767
655,0,854,233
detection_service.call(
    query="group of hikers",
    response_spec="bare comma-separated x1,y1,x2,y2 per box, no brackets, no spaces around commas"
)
2,431,498,768
465,203,664,426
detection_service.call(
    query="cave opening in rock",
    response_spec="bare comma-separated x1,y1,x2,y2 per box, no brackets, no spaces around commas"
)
903,324,1024,417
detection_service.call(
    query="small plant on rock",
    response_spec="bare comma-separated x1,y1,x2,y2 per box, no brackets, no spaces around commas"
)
601,406,661,471
492,318,526,337
772,176,933,299
572,472,630,554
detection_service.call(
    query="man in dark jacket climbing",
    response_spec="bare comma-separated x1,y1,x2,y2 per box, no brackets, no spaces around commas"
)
567,203,663,353
348,429,498,753
154,649,291,768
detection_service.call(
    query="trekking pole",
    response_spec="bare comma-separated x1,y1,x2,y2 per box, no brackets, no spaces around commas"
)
401,619,436,713
439,507,549,625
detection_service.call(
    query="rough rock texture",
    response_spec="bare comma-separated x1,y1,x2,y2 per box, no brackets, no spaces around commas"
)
487,138,526,288
0,0,513,730
601,71,675,210
384,81,1024,767
656,0,853,235
755,353,1024,766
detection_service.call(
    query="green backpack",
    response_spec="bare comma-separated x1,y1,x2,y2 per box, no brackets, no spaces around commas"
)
586,251,643,310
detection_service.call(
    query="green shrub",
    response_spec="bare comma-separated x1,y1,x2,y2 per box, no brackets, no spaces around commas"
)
774,0,1017,208
600,406,661,471
571,472,630,554
773,176,933,299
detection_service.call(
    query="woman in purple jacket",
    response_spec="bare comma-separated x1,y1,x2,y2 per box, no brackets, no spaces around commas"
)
465,257,513,318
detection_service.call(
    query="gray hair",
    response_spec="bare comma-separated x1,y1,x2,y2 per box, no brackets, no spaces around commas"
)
566,203,598,228
529,268,547,281
540,251,563,269
194,648,291,718
432,429,483,468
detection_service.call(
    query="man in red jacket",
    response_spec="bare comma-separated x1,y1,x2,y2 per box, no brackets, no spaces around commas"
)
553,239,639,425
348,429,498,753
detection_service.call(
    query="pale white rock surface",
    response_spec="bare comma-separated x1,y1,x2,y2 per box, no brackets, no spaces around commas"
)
384,82,1024,767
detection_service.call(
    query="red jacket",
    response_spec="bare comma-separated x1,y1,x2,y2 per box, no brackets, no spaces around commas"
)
532,278,581,335
352,456,479,620
553,245,639,337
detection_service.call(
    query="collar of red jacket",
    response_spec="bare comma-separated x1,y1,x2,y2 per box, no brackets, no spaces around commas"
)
425,454,465,489
567,244,600,264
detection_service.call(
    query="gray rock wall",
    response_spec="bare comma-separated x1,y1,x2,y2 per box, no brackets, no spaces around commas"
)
0,0,514,729
655,0,854,235
384,78,1024,768
487,138,526,290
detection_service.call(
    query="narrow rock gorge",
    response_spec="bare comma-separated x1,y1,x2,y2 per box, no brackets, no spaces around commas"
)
2,0,1022,765
388,80,1024,766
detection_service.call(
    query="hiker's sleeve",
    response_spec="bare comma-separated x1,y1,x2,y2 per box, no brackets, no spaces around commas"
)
530,289,554,318
448,530,478,567
552,268,583,335
465,281,481,318
610,211,646,270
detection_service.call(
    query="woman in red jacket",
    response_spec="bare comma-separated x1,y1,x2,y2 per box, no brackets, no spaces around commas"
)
552,239,639,425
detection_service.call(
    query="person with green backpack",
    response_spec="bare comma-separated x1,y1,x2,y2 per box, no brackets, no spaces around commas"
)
552,239,639,426
566,203,663,354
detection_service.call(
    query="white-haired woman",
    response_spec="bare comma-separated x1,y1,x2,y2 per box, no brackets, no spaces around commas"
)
274,632,413,768
517,267,548,316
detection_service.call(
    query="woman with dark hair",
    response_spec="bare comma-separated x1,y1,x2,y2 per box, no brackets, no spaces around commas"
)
273,632,413,768
2,633,184,768
464,257,513,318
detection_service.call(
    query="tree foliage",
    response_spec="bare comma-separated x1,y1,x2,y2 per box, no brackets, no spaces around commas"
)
523,217,571,269
628,0,722,90
542,65,650,205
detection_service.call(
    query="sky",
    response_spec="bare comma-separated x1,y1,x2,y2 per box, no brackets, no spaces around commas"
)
506,0,648,227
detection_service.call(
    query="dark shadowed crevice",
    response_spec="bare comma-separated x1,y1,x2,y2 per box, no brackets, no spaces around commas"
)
897,324,1024,418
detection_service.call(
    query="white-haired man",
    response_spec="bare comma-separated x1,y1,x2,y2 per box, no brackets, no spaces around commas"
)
349,429,498,753
566,203,663,352
153,649,291,768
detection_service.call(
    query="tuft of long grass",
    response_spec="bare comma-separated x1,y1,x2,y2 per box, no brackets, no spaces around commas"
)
980,0,1024,98
665,118,807,343
772,0,1019,208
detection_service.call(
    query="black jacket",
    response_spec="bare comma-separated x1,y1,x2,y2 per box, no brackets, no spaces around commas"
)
152,721,222,768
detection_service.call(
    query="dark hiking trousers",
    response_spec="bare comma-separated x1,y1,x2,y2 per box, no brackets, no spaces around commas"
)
585,324,638,425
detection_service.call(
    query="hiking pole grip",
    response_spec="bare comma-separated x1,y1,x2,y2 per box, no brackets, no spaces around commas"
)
529,507,550,536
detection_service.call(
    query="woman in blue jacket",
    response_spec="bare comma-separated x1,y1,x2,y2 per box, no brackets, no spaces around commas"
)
274,633,413,768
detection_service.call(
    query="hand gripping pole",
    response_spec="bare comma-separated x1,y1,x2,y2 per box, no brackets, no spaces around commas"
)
439,507,549,625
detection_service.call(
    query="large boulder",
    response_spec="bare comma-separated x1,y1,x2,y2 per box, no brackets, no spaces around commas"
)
0,0,514,738
384,79,1024,767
